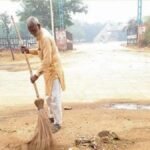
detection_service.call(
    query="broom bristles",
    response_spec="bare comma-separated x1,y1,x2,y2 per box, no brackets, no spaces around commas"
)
26,109,54,150
12,100,54,150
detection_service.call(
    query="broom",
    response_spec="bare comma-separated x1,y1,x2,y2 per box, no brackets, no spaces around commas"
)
11,16,54,150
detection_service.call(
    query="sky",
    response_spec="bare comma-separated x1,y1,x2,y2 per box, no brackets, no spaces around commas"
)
0,0,20,20
73,0,150,23
0,0,150,24
0,0,20,14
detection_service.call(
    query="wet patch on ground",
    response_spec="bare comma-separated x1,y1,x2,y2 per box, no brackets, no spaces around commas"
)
104,103,150,110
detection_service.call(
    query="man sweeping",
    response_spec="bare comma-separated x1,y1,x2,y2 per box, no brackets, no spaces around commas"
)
21,16,65,133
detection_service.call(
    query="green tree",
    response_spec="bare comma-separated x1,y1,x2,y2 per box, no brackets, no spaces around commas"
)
0,13,11,37
0,13,15,60
12,0,87,29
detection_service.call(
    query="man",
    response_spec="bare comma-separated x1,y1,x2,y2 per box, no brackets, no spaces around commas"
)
21,16,65,133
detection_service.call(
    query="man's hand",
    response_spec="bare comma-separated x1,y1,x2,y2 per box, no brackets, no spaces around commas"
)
30,74,38,83
20,46,29,54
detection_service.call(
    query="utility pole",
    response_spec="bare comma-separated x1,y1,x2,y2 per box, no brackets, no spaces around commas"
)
137,0,142,25
58,0,64,29
55,0,69,51
49,0,54,37
137,0,143,47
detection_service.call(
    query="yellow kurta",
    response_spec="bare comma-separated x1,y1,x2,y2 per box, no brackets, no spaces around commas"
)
29,28,65,96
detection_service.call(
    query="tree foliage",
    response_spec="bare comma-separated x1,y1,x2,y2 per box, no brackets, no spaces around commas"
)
0,13,11,37
12,0,87,29
0,12,30,37
67,21,104,42
0,13,15,60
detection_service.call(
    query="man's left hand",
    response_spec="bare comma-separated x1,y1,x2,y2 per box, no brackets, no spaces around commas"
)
30,74,38,83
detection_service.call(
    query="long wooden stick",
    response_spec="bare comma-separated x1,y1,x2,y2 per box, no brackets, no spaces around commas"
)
11,16,40,99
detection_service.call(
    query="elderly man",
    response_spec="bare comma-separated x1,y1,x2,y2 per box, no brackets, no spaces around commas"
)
21,16,65,133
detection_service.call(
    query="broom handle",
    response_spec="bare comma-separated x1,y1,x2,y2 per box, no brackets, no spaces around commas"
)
11,16,40,99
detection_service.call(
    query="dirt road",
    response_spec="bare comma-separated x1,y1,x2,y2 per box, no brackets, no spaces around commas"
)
0,42,150,149
1,42,150,105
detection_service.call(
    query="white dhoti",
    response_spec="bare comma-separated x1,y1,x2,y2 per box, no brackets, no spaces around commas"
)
45,79,62,125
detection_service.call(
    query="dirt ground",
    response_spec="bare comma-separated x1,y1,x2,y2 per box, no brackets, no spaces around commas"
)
0,102,150,150
0,43,150,150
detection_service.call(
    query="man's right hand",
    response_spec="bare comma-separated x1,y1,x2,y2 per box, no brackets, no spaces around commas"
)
20,46,29,54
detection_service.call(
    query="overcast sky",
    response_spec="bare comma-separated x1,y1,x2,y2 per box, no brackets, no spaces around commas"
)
0,0,150,23
73,0,150,23
0,0,20,20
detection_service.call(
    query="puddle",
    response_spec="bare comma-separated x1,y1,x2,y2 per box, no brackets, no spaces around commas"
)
106,103,150,110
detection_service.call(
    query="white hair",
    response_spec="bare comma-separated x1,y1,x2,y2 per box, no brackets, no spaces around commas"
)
26,16,40,26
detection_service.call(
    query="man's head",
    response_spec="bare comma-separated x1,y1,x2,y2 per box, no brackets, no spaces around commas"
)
26,16,41,37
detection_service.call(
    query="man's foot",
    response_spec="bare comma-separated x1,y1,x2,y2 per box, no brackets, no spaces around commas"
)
49,117,54,123
52,124,61,133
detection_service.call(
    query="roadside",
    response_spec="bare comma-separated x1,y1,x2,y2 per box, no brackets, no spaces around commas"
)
0,42,150,149
0,102,150,149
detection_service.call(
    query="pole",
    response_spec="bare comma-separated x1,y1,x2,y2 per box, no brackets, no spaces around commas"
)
137,0,142,25
58,0,64,29
137,0,142,47
50,0,54,37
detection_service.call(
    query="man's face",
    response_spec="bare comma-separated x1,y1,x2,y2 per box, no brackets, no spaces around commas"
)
28,23,40,37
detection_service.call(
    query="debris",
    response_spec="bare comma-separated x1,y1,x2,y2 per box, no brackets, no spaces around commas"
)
73,131,121,150
64,106,72,110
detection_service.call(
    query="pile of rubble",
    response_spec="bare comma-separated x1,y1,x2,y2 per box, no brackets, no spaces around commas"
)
69,130,128,150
